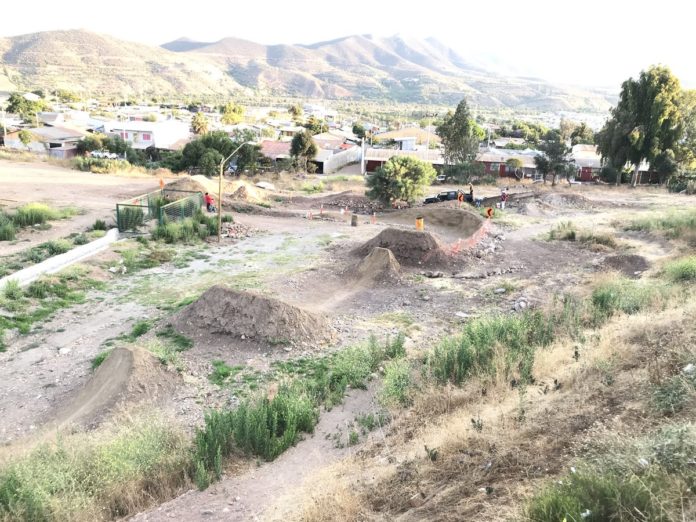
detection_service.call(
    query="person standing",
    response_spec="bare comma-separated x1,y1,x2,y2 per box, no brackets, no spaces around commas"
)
500,190,508,210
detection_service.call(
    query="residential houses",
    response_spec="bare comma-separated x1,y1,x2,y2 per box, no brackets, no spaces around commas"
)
4,126,86,158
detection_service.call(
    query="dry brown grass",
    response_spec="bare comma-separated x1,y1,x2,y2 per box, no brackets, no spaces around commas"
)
282,297,696,522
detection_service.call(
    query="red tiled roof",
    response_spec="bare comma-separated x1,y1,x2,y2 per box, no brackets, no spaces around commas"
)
260,140,291,160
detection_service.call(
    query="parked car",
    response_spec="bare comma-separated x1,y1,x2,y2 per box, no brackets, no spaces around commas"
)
424,194,440,204
437,190,458,201
436,174,447,183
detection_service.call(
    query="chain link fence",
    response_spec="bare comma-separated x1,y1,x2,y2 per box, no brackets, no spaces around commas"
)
116,189,203,232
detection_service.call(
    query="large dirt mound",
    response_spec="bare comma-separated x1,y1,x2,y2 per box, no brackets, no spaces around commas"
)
164,176,207,194
352,228,449,266
53,346,177,430
346,247,401,284
227,180,268,204
173,286,333,346
380,207,482,241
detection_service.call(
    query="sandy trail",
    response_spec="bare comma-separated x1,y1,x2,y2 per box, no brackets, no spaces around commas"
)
131,385,381,522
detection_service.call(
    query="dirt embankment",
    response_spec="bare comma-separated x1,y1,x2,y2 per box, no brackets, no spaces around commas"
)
51,346,178,431
172,285,334,347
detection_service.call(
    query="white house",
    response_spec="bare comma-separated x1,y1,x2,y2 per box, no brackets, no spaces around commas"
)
103,120,191,150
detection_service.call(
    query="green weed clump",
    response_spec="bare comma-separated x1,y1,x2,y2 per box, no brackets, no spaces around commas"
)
91,349,113,369
590,278,671,321
548,221,576,241
427,312,554,386
156,326,194,351
12,203,60,227
92,218,108,231
2,280,23,300
525,425,696,522
380,359,414,406
664,256,696,282
208,360,244,386
46,239,72,256
129,320,151,339
152,216,211,244
0,213,16,241
0,416,190,521
625,209,696,238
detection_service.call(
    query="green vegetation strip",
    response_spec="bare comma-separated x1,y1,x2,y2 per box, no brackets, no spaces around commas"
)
0,266,104,351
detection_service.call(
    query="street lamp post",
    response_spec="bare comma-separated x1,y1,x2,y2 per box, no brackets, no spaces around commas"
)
218,141,251,243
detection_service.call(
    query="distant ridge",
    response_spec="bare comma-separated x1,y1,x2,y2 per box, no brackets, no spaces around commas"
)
0,29,615,110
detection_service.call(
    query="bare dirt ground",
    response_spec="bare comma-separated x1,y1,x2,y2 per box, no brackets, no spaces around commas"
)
2,158,695,521
0,161,163,254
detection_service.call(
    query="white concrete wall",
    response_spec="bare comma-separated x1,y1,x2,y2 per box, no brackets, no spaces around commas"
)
323,146,362,174
0,228,120,290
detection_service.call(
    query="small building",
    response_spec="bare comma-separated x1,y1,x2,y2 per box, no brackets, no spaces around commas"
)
476,149,540,178
571,144,602,181
4,126,86,158
103,120,191,150
259,140,292,162
363,148,444,174
278,125,305,140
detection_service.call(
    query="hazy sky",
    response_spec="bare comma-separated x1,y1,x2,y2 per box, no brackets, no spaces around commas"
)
2,0,694,89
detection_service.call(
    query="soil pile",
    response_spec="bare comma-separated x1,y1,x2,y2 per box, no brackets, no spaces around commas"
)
352,228,448,266
603,254,650,277
53,346,178,430
380,207,482,242
224,180,268,204
347,247,401,283
173,286,333,346
164,176,207,195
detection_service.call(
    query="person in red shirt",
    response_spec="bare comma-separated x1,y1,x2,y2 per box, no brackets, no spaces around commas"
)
204,192,216,212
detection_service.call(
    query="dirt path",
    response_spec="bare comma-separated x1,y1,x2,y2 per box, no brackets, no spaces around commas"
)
0,160,162,255
131,385,382,522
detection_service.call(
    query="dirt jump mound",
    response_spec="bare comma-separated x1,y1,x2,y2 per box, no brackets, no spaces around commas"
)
353,228,449,267
174,285,333,346
164,176,207,195
381,207,482,242
53,346,177,430
347,247,401,284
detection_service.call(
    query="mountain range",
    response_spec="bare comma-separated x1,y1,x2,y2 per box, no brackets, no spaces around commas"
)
0,30,616,111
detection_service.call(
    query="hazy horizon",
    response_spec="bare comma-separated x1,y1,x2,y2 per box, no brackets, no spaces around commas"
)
2,0,694,91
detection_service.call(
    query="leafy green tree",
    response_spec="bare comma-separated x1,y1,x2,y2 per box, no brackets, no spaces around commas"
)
199,149,224,176
352,123,366,139
559,118,579,142
570,123,595,145
6,92,46,121
54,89,80,103
676,90,696,170
534,155,551,184
18,130,34,147
288,104,303,118
290,130,318,173
596,65,683,187
221,102,244,125
538,131,573,186
436,98,484,165
304,116,325,135
443,161,484,183
235,144,260,174
505,158,524,179
366,156,436,205
191,112,209,135
103,135,130,155
76,133,106,155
